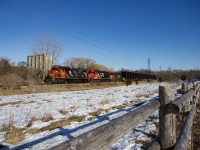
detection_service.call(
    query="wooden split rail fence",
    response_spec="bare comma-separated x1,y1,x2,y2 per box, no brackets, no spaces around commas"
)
51,81,200,150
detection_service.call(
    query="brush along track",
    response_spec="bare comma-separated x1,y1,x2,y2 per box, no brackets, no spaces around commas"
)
0,81,157,96
0,82,125,96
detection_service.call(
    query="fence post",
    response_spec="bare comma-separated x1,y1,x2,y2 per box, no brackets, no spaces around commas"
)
159,86,176,149
197,89,200,104
197,83,200,104
184,83,191,112
182,83,187,94
183,82,193,150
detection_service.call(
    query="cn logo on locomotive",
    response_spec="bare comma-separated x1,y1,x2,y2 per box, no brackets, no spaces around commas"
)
99,73,104,77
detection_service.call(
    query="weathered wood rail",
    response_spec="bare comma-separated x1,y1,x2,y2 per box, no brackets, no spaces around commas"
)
50,81,200,150
148,81,200,150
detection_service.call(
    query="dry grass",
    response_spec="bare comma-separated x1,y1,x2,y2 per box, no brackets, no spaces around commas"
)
25,113,54,127
192,103,200,149
0,82,125,96
0,101,23,107
0,102,134,144
0,80,158,96
134,122,159,149
27,115,85,134
41,113,54,122
31,116,39,122
0,73,23,90
135,93,150,98
135,139,152,149
122,101,129,106
59,108,68,115
111,101,132,110
0,124,25,144
0,96,144,144
100,99,110,105
0,101,37,108
40,114,54,122
125,80,132,86
4,128,25,144
87,116,95,121
89,108,110,117
27,119,71,134
70,115,85,122
0,124,14,132
130,99,140,104
70,103,78,114
26,120,33,128
112,105,126,110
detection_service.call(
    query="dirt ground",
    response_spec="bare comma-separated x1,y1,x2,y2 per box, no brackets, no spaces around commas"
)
0,82,124,96
192,103,200,150
0,80,155,96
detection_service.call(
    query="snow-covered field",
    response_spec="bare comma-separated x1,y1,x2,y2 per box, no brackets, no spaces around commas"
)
0,82,179,149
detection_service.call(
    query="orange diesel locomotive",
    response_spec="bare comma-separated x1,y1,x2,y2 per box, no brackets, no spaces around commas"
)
44,65,118,83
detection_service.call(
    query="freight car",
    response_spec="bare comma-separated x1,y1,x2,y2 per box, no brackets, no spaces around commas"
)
44,65,157,84
121,71,157,81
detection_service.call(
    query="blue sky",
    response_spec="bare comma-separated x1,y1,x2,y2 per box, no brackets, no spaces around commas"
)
0,0,199,71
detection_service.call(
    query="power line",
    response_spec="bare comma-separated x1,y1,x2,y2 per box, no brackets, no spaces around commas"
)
0,1,138,69
0,1,129,59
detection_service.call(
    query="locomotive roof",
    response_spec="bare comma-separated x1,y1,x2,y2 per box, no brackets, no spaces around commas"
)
60,66,70,70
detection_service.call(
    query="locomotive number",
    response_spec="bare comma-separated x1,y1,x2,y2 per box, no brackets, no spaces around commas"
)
99,73,104,77
117,75,121,78
69,71,73,77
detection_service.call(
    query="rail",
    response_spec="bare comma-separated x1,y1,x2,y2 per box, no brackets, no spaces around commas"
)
148,81,200,150
49,99,160,150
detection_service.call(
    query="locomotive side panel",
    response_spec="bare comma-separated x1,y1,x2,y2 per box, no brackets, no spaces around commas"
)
96,71,110,79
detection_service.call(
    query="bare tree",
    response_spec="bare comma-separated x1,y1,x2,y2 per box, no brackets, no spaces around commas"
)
63,57,96,69
0,57,11,74
63,57,113,71
31,35,62,64
18,61,26,67
88,64,113,71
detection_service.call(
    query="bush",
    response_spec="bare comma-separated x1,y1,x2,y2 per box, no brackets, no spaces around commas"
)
147,79,151,82
135,79,139,85
26,69,44,86
181,74,187,81
158,77,163,82
125,80,132,86
0,73,23,89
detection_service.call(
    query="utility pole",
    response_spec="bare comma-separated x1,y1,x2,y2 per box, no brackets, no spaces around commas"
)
147,57,151,71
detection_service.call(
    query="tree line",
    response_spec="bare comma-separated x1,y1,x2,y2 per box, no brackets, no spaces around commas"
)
1,34,200,89
1,56,200,89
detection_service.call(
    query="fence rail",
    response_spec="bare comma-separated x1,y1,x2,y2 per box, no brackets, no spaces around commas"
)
51,81,200,150
149,81,200,150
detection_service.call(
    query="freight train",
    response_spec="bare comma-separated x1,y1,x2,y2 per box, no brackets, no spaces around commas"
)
44,65,157,84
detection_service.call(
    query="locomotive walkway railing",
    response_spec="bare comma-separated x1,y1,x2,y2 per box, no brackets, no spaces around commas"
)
46,81,200,150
